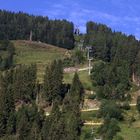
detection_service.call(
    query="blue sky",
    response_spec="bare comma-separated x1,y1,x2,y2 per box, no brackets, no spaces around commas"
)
0,0,140,38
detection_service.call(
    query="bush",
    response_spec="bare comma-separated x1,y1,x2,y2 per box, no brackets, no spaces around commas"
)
129,116,136,126
87,94,96,100
62,58,75,68
99,118,120,140
114,135,124,140
72,49,86,64
98,100,123,120
120,102,130,110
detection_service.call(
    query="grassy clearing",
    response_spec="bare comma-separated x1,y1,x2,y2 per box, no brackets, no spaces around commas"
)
81,107,140,140
81,110,99,121
80,126,100,140
80,126,94,140
13,40,67,81
118,123,140,140
13,40,66,65
81,110,101,140
117,106,140,140
13,40,94,85
64,71,93,90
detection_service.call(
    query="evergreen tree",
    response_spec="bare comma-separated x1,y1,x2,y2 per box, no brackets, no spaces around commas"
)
137,96,140,113
12,64,37,101
0,70,15,137
99,118,120,140
17,110,30,140
98,100,123,120
41,103,61,140
0,40,15,70
91,60,130,100
6,112,16,135
42,73,84,140
62,73,84,140
134,51,140,85
0,10,74,49
43,60,63,104
28,121,41,140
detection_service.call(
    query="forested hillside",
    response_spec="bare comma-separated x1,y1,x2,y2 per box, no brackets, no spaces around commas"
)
0,10,74,49
0,40,15,70
85,21,140,63
85,22,140,139
1,10,140,140
0,61,84,140
85,21,140,89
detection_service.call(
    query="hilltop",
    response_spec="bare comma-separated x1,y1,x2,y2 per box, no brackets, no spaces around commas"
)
13,40,67,64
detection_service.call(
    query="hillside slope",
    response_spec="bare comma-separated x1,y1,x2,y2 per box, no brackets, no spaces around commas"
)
13,40,69,81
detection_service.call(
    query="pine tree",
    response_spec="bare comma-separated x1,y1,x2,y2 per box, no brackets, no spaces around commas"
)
62,73,84,140
41,102,61,140
137,96,140,113
43,60,63,104
99,118,120,140
12,64,37,101
0,10,75,49
42,73,84,140
17,107,30,140
28,121,40,140
43,65,53,103
6,112,16,135
0,70,15,137
52,60,63,101
69,72,84,104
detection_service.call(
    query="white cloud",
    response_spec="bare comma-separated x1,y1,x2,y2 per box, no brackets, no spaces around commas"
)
42,0,140,38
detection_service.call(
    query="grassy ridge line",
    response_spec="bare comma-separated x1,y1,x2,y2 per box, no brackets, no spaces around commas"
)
13,40,67,52
13,40,67,65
